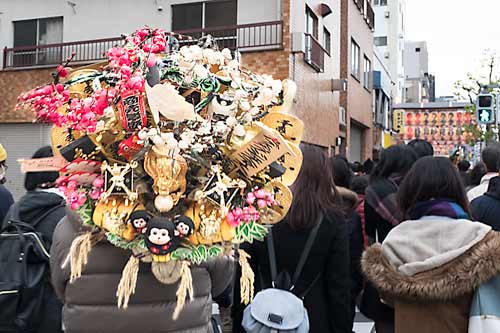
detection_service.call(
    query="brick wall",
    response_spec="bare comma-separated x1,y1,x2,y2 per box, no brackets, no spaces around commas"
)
0,68,54,123
241,50,290,80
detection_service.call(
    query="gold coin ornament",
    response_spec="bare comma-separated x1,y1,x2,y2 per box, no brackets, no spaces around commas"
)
16,27,303,311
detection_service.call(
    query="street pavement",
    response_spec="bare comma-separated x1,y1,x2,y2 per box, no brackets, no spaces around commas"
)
353,307,375,333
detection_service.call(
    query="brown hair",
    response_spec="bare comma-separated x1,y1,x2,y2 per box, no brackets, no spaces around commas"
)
285,144,338,229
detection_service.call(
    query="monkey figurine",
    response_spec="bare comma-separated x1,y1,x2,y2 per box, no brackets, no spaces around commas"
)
174,216,195,238
127,210,152,234
144,217,178,255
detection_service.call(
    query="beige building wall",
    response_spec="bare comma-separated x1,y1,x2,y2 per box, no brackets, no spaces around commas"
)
341,0,374,161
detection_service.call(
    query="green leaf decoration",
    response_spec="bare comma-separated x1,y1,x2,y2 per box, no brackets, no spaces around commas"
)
77,199,94,227
217,76,232,86
195,94,215,113
171,247,192,261
105,232,146,250
208,245,223,258
199,77,221,93
234,221,269,243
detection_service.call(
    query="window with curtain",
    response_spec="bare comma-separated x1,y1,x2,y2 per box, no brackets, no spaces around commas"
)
13,17,63,66
351,39,360,79
172,1,237,47
13,17,63,47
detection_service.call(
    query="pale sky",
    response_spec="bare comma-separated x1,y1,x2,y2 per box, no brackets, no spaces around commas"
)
405,0,500,97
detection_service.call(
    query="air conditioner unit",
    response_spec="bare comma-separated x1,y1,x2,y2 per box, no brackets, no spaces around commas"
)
332,79,348,92
398,33,404,39
291,32,305,53
384,51,390,59
385,11,390,18
339,107,347,125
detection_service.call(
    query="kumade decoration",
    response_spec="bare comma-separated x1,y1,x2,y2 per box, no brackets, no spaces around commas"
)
17,26,303,317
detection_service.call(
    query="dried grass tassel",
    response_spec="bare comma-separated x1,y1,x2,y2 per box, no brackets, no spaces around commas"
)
116,255,140,309
63,232,93,283
239,249,255,305
173,261,194,320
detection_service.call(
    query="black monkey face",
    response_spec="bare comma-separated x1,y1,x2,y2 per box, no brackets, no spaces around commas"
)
148,227,171,245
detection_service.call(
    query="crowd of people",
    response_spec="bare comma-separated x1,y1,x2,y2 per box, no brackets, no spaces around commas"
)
3,140,500,333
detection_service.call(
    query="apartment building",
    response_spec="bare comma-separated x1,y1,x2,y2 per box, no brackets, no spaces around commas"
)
404,41,436,103
372,0,406,103
340,0,375,162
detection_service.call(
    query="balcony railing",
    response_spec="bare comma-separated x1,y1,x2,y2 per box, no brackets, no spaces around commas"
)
175,20,283,51
304,34,327,73
2,21,283,69
3,37,124,69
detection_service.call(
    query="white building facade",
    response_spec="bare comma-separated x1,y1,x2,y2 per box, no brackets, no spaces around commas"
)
404,41,435,103
372,0,405,103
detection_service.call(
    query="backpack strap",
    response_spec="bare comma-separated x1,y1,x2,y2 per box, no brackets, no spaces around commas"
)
267,212,324,288
291,212,323,288
267,228,278,285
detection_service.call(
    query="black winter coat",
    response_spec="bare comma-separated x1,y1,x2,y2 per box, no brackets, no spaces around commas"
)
471,176,500,231
0,184,14,223
232,210,352,333
2,190,66,333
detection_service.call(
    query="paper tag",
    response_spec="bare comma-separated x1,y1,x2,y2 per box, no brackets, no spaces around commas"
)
18,156,68,173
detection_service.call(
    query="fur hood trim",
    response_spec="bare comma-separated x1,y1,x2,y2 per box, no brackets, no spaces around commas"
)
337,186,358,214
362,231,500,302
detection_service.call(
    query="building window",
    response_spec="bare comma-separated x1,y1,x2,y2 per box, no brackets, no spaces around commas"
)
13,17,63,66
415,47,421,52
373,0,387,5
13,17,63,47
172,1,237,47
351,39,360,80
364,56,372,90
374,36,388,46
172,1,237,30
305,6,319,39
323,28,331,55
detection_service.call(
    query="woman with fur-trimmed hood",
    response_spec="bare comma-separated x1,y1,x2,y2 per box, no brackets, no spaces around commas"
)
362,157,500,333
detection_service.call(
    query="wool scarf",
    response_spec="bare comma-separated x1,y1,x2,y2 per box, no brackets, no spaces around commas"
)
409,199,469,221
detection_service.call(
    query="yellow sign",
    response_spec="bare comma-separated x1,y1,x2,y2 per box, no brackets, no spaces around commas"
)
383,131,393,148
393,109,404,133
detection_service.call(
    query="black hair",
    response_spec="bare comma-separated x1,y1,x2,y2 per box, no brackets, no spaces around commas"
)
363,158,375,174
468,162,487,187
350,175,369,195
407,139,434,159
331,157,353,188
398,157,470,218
370,145,418,182
287,144,339,229
482,145,500,173
457,160,471,172
24,146,59,191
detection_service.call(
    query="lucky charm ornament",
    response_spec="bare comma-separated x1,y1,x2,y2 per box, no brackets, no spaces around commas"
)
144,144,188,212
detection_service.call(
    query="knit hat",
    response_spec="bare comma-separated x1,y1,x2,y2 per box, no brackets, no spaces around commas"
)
0,144,7,162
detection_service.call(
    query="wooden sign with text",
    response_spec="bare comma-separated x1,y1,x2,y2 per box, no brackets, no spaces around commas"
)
230,127,290,178
18,156,68,173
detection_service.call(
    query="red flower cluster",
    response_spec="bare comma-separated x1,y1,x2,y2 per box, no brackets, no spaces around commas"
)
127,27,167,54
17,83,69,126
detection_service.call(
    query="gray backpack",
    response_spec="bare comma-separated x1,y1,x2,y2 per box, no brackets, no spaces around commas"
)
242,214,323,333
